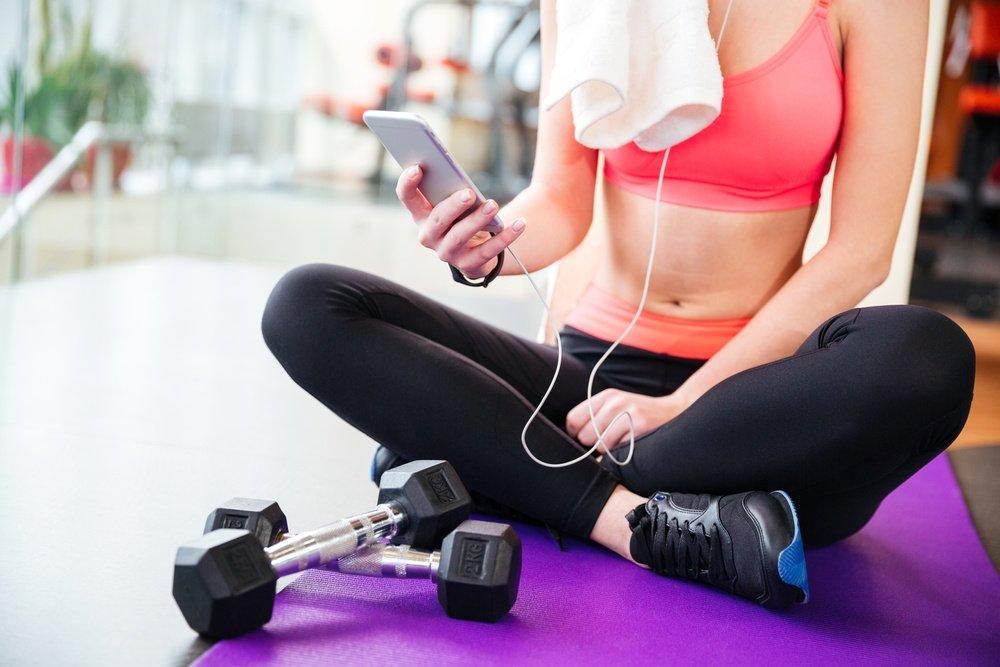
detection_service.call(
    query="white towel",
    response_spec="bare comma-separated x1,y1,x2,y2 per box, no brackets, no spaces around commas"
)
541,0,722,151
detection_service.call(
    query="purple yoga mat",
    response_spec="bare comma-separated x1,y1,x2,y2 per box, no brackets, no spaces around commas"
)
196,454,999,666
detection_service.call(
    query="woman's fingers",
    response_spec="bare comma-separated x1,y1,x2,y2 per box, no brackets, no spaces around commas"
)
436,199,499,260
579,403,633,448
602,415,634,448
571,389,639,448
566,396,593,438
396,171,514,275
566,389,613,438
395,166,431,220
453,219,526,277
418,188,478,248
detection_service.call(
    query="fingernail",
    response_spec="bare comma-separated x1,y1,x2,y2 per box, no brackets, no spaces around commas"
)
512,218,526,232
408,166,421,179
482,199,497,214
460,189,474,203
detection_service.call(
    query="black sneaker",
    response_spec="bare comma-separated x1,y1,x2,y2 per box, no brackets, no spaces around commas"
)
627,491,809,609
370,444,408,485
370,445,543,527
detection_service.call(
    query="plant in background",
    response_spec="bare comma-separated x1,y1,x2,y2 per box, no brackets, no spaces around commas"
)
66,51,150,128
1,0,151,147
0,61,70,147
1,0,152,189
1,61,61,192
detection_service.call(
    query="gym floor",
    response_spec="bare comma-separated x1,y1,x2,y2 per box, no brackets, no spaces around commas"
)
0,257,996,665
0,257,539,665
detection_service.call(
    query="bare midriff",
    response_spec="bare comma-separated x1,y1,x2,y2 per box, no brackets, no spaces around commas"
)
564,180,816,358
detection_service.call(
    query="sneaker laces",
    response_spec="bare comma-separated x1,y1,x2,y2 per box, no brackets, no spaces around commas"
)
628,503,736,591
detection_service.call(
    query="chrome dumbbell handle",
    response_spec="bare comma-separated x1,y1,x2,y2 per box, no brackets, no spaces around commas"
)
327,543,442,582
266,502,405,577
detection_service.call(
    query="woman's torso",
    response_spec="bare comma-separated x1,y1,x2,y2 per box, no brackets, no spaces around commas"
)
595,195,815,318
589,0,843,323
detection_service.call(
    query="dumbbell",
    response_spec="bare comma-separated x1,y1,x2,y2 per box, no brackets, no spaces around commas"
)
178,520,521,637
174,460,473,636
329,520,520,622
203,498,289,547
202,459,470,549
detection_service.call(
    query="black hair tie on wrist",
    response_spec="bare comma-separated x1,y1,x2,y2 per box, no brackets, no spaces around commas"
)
449,238,505,288
449,251,504,287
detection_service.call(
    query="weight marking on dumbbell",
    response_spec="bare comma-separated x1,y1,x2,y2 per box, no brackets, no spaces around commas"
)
205,500,287,548
458,538,487,579
427,469,458,504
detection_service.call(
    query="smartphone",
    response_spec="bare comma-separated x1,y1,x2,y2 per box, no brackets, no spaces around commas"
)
363,110,503,233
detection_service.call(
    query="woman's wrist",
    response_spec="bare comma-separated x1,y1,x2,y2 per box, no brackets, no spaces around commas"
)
449,248,504,287
664,384,698,411
472,254,500,278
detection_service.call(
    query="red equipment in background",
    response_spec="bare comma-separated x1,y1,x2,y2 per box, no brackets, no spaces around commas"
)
957,0,1000,231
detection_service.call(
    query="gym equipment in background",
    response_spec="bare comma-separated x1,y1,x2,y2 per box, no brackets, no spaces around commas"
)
956,0,1000,238
174,519,521,637
384,0,541,202
303,1,541,202
912,1,999,319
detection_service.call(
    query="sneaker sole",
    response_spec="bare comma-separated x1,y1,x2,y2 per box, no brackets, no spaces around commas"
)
773,490,810,603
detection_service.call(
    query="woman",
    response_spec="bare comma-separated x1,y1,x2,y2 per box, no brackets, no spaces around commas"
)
262,0,974,609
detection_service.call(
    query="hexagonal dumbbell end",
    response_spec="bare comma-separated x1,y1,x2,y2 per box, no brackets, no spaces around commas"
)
172,529,277,638
437,520,521,622
377,460,472,548
204,498,288,548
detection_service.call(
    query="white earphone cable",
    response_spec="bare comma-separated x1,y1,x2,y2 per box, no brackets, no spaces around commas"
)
511,0,733,468
717,0,735,46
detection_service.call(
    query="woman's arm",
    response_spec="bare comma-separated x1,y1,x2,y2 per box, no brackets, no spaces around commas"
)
494,0,599,275
395,0,596,281
669,0,929,409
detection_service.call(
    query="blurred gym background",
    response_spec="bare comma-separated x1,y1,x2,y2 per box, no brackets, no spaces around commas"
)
0,0,548,302
0,2,997,662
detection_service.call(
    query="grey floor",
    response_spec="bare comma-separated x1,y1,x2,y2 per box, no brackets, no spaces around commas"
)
0,257,539,666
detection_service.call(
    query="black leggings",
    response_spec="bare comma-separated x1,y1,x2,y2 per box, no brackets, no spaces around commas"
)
262,264,976,545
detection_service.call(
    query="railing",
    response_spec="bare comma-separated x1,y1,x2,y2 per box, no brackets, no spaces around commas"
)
0,121,177,281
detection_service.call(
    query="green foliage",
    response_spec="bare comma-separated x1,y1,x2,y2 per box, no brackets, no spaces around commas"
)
47,50,151,129
0,61,71,146
1,0,151,149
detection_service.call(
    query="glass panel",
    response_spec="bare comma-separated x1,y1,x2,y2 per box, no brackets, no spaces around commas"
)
0,0,542,319
0,0,28,283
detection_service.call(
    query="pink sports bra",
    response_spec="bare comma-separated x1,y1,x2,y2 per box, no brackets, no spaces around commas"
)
602,0,844,212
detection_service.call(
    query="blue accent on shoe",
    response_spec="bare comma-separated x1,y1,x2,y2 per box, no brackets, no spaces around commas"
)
774,490,810,603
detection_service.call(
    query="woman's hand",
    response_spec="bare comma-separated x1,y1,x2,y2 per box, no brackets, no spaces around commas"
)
396,165,527,279
566,390,690,448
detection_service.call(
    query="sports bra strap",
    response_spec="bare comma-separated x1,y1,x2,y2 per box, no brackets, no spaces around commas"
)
816,0,832,17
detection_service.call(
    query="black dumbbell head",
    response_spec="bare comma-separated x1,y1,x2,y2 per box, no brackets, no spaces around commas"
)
436,520,521,622
172,529,277,638
377,460,472,548
204,498,288,547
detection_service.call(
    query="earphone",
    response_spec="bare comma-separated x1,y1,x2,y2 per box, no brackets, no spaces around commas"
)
508,0,736,468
